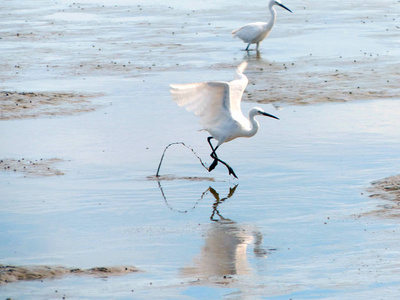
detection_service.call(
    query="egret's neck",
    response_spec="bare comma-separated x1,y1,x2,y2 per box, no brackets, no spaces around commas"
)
246,110,260,138
267,5,277,28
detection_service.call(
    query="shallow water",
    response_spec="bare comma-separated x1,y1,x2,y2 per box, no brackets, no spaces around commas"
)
1,0,400,299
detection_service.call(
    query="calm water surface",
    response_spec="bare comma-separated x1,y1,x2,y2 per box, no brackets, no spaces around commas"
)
1,0,400,299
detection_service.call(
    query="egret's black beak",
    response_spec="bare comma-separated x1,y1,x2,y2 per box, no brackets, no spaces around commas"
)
260,111,279,120
277,3,292,13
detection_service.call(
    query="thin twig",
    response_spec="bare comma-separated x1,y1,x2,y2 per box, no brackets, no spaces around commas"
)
156,142,208,177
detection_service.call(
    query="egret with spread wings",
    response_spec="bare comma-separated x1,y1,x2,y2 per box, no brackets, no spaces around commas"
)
170,62,279,179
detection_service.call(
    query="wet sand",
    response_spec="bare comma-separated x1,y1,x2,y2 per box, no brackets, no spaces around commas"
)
1,0,399,109
369,175,400,202
0,91,99,120
1,0,400,298
242,55,400,105
366,175,400,218
0,264,139,284
1,158,65,177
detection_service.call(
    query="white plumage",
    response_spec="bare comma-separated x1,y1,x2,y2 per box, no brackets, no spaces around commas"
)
170,62,279,178
232,0,292,51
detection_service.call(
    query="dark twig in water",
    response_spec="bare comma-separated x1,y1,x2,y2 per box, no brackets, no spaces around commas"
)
156,142,208,177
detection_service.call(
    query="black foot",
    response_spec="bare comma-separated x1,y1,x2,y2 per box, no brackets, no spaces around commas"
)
208,159,218,172
227,165,238,179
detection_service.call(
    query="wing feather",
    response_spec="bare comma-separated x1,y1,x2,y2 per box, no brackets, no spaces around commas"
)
170,81,231,129
232,22,265,43
229,62,248,116
170,63,249,142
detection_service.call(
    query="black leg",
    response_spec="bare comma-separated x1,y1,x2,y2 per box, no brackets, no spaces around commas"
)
207,137,238,179
208,159,218,171
207,137,218,171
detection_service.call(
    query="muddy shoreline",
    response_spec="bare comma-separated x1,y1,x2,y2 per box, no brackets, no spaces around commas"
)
366,175,400,218
1,0,400,298
0,158,65,177
0,91,101,120
0,264,139,285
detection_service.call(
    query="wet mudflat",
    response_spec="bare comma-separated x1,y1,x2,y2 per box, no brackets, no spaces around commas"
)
1,0,400,299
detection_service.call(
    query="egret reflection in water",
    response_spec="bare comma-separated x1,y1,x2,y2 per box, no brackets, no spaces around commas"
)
208,185,238,221
157,179,240,218
163,185,272,280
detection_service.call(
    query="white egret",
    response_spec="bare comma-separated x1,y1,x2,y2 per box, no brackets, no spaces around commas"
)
232,0,292,51
170,62,279,179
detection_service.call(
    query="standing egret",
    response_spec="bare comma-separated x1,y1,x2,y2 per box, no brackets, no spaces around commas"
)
232,0,292,51
170,62,279,179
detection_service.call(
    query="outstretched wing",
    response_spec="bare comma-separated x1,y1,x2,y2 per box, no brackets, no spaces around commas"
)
170,81,231,129
229,61,248,117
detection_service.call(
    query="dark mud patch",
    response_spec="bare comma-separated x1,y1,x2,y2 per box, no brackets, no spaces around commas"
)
368,175,400,201
0,264,140,285
364,175,400,218
0,158,65,177
0,91,101,120
147,175,216,182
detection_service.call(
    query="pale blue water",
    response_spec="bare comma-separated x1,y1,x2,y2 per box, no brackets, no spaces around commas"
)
1,0,400,299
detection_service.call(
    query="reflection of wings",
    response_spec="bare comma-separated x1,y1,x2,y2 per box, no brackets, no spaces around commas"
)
180,185,273,279
181,219,254,277
181,185,253,276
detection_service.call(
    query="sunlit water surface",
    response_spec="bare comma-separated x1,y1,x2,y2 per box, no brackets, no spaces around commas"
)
1,0,400,299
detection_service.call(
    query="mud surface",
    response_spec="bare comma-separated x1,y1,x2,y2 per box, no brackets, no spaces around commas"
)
0,264,139,284
242,56,400,105
366,175,400,218
1,0,400,299
369,175,400,201
1,0,399,112
0,158,65,177
147,175,216,182
0,91,99,120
